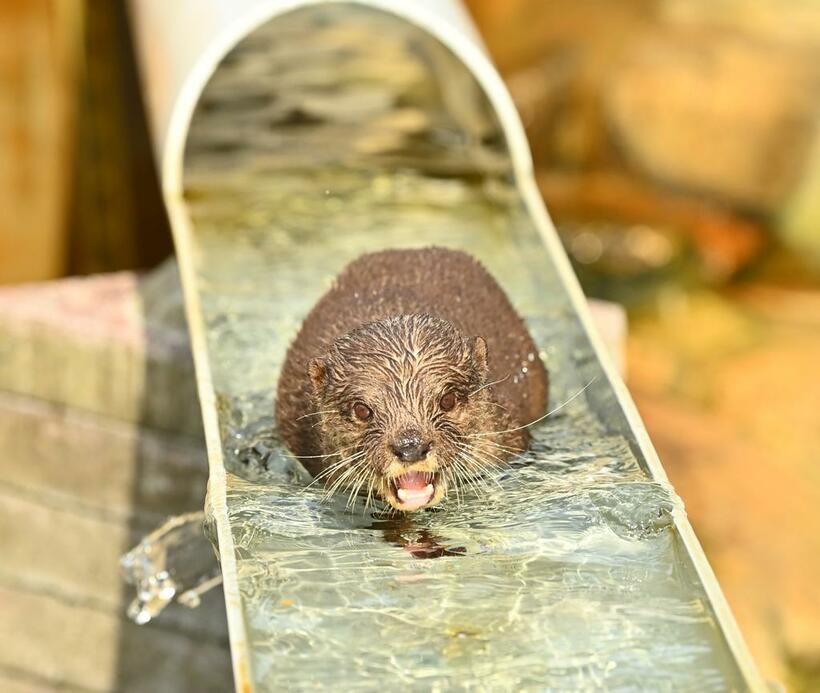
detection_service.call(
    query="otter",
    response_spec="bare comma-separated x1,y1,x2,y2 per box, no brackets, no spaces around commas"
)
275,247,548,512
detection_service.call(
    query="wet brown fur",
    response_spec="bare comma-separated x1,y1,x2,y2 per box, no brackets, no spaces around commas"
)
275,247,548,507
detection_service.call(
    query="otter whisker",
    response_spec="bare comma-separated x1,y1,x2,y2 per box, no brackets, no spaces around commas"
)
355,471,375,510
443,467,463,509
454,440,514,467
322,456,369,499
446,468,461,508
323,472,360,503
468,454,509,491
452,454,486,497
461,459,499,495
308,452,365,491
457,459,504,489
469,377,597,438
468,445,515,473
295,409,337,421
444,459,470,505
453,445,507,490
285,445,356,461
453,441,513,474
310,450,365,481
442,459,464,494
303,461,355,493
469,372,511,396
345,464,374,509
316,452,364,479
453,461,464,506
473,437,527,456
363,470,377,515
457,460,485,498
328,455,369,491
472,443,512,467
443,465,465,505
302,452,366,493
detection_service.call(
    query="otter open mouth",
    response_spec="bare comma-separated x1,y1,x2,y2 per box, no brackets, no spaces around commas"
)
390,471,437,511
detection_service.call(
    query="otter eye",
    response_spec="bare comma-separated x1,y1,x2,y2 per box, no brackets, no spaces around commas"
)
439,392,457,412
352,402,372,421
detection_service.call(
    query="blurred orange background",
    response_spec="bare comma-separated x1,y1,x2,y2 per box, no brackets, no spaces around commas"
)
1,1,818,689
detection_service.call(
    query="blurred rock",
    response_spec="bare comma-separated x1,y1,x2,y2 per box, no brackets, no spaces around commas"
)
541,171,768,309
467,0,820,219
661,0,820,51
468,0,653,168
466,0,653,75
606,26,820,213
559,219,687,308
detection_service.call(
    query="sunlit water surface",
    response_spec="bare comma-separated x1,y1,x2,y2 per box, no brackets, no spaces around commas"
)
181,6,747,690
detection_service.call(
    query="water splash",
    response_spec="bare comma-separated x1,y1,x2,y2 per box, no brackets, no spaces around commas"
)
120,512,222,624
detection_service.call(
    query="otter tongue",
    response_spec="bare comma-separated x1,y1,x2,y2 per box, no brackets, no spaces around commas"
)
396,471,429,491
395,472,434,510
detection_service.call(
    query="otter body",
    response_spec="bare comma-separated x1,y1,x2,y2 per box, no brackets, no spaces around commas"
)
276,247,548,511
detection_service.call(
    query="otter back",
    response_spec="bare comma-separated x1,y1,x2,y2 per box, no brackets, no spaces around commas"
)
276,247,548,462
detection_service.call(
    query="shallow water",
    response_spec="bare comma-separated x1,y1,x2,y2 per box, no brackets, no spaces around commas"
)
181,5,748,690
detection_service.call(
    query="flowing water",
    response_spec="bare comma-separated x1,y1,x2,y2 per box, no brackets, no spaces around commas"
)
177,5,749,690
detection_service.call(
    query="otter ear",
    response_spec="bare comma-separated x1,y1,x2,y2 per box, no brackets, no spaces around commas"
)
469,336,489,382
307,358,327,395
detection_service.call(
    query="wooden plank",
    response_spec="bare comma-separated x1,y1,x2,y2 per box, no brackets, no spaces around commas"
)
0,0,81,284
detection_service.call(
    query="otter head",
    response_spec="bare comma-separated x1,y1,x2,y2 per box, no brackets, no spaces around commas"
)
307,314,502,511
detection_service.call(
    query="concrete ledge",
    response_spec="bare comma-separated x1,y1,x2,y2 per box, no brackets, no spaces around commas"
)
0,586,232,693
0,391,207,522
0,264,202,437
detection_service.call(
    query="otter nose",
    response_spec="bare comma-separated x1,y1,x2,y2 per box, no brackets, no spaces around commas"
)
391,431,431,463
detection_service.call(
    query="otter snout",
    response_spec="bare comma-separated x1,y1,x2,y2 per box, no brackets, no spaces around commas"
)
390,430,432,463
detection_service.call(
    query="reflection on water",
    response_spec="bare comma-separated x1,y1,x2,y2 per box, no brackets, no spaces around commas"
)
181,5,748,690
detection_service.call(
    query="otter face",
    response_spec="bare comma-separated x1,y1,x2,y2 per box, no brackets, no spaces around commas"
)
306,314,507,511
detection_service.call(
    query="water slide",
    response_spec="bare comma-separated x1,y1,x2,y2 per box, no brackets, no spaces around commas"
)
128,1,764,689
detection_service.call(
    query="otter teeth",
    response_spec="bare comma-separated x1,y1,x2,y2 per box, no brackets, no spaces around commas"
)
394,472,435,509
397,484,434,503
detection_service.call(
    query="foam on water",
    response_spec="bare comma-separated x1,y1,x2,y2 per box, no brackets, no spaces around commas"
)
180,5,747,689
